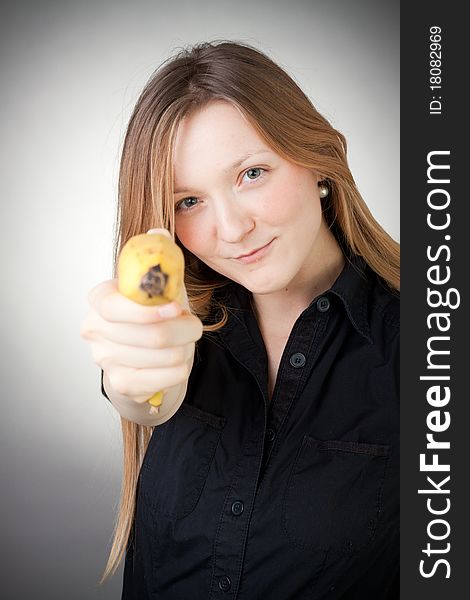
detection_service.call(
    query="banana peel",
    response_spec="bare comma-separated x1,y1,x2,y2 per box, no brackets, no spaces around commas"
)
117,232,185,413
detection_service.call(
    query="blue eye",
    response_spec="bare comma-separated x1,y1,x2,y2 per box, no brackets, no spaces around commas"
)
176,197,198,212
243,167,265,182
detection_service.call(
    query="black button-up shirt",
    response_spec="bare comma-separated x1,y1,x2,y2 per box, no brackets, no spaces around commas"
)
119,254,399,599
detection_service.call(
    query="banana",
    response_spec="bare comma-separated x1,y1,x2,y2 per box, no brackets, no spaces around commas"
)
117,232,185,413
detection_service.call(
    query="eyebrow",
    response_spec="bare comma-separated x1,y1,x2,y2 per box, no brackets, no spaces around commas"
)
173,150,271,194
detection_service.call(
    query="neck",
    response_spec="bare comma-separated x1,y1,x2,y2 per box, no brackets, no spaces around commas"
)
250,224,345,337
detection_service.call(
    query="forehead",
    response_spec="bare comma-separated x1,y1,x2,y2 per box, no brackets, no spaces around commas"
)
172,101,270,177
176,100,256,142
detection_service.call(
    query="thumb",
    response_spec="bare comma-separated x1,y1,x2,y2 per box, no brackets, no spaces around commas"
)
177,278,191,313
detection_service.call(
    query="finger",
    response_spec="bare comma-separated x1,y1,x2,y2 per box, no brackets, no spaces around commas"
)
88,279,184,324
107,363,191,399
88,279,117,309
80,308,97,341
91,311,203,349
101,293,184,324
91,339,189,369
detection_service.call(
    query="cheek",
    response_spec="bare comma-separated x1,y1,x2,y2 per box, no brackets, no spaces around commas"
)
261,176,321,228
175,218,211,257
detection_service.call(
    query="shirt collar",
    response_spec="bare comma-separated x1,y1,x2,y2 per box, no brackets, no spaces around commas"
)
328,254,373,344
216,253,373,344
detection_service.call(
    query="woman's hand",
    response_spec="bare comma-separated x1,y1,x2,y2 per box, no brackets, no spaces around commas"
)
80,249,203,424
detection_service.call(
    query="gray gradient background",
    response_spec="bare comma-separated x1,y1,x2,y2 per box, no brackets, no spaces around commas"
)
0,1,399,598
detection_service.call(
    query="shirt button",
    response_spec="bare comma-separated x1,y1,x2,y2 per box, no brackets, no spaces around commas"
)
316,296,330,312
231,500,244,516
266,428,276,442
290,352,306,368
218,575,231,592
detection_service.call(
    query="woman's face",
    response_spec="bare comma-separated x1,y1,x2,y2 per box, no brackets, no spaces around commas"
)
173,100,328,295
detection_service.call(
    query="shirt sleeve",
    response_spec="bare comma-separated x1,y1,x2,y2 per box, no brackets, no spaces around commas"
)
100,369,110,401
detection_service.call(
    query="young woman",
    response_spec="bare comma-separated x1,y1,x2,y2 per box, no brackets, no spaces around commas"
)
81,40,399,599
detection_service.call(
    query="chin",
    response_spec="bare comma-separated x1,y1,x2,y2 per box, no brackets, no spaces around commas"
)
238,272,292,296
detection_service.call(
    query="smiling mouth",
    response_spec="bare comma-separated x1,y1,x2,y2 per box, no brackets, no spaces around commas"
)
232,239,275,263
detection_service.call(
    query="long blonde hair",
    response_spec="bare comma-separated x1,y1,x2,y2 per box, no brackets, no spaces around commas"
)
100,39,400,583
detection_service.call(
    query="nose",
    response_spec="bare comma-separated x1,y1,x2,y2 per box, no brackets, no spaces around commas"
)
214,197,255,244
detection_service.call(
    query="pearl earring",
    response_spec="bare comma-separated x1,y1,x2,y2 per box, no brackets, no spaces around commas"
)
318,182,329,198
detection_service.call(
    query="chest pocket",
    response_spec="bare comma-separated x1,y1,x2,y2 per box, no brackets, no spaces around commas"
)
282,436,390,555
139,402,226,519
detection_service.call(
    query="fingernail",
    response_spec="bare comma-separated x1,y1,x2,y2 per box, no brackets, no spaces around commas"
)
147,228,172,238
157,303,179,318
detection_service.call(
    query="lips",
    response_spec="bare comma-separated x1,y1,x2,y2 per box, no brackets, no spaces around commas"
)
232,239,275,263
